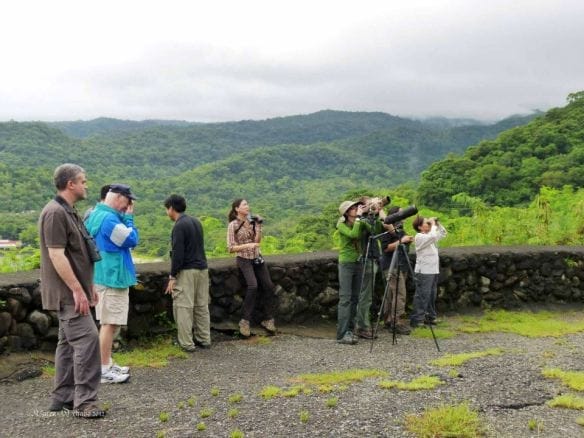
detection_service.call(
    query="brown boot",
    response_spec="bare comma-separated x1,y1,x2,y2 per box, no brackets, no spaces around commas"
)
239,319,251,337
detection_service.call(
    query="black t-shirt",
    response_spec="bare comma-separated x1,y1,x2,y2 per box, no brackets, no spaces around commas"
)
170,214,208,276
379,226,410,271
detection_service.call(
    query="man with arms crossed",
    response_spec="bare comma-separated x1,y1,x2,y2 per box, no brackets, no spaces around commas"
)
164,194,211,352
85,183,138,383
39,163,105,418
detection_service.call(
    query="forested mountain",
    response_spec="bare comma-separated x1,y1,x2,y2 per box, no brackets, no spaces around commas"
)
418,92,584,209
51,118,192,139
0,109,537,259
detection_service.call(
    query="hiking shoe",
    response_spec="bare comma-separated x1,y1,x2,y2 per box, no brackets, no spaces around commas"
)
337,331,358,345
73,404,106,419
260,319,277,334
239,319,251,337
110,363,130,375
424,317,439,326
101,368,130,384
356,328,375,339
49,399,73,411
388,324,411,335
181,344,197,353
194,340,211,349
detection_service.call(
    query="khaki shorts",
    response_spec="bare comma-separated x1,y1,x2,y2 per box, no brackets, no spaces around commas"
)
95,285,129,325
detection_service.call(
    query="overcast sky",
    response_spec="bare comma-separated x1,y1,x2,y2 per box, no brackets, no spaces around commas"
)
2,0,583,123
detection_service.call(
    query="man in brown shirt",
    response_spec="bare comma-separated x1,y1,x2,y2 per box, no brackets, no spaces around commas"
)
39,163,105,418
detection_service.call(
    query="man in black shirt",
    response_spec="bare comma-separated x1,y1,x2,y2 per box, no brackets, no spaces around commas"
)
164,194,210,352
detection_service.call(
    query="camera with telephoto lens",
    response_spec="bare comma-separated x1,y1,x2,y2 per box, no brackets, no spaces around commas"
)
384,205,418,225
361,195,391,215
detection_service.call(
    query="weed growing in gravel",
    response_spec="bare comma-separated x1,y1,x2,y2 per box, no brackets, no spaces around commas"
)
101,401,111,412
457,309,584,337
576,416,584,426
547,394,584,410
379,375,444,391
411,327,456,339
528,418,544,432
299,410,310,423
318,384,334,393
282,386,303,397
302,387,313,396
42,365,55,377
114,336,187,368
188,397,196,407
448,368,461,378
200,407,214,418
228,392,243,403
256,336,272,345
405,402,483,437
196,422,206,431
156,431,165,438
211,386,220,396
541,350,556,359
325,397,338,408
177,401,185,409
228,408,239,419
230,428,244,438
159,411,170,423
542,368,584,391
431,348,504,367
293,368,388,387
260,385,282,399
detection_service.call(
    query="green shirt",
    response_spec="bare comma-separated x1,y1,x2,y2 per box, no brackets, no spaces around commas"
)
337,220,367,263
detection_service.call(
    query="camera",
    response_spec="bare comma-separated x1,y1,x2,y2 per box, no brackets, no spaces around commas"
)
247,214,263,224
360,195,391,215
384,205,418,225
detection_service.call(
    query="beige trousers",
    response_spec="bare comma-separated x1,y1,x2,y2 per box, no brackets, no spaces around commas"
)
172,268,211,348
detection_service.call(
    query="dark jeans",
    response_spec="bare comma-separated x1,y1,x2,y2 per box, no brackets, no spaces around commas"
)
337,261,362,340
410,273,438,325
237,257,277,322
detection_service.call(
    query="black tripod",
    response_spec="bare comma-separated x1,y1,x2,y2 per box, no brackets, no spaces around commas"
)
369,231,441,352
356,215,380,337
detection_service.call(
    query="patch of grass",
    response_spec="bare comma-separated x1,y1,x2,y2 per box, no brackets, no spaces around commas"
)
187,397,196,407
542,368,584,391
177,401,185,409
282,386,303,398
325,397,338,408
156,431,165,438
228,408,239,419
42,365,56,378
379,375,444,391
448,368,461,378
196,422,206,431
113,336,187,368
101,401,112,412
299,410,310,423
411,327,456,339
318,384,334,393
159,411,170,423
576,416,584,426
210,386,220,396
228,392,243,403
230,429,244,438
302,387,313,396
431,348,504,367
547,394,584,410
456,309,584,338
541,350,556,359
256,336,272,345
200,407,214,418
405,402,483,437
528,418,544,432
259,385,282,400
293,368,388,386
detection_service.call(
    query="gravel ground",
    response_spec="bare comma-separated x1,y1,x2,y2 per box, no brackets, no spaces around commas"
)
1,317,584,438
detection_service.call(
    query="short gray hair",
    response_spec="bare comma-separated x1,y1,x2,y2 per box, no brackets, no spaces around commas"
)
54,163,85,191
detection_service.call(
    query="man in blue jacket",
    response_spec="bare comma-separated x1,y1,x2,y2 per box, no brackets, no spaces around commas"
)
85,184,139,384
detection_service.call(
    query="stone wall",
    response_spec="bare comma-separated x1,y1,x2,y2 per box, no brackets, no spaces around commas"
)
1,246,583,353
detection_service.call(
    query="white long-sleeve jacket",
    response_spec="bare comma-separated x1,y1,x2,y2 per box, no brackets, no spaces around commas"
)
414,223,447,274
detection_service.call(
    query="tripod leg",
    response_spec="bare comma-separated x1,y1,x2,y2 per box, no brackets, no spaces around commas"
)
428,324,441,352
370,249,397,353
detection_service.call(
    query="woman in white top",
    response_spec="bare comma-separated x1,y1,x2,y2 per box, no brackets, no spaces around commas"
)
410,216,447,327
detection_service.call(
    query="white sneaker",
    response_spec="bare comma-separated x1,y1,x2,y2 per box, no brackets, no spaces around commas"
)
110,363,130,375
101,368,130,384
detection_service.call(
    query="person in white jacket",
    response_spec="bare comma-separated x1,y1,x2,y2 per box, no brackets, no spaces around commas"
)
410,216,447,328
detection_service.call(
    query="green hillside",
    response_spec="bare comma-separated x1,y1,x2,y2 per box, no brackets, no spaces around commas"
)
418,92,584,209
